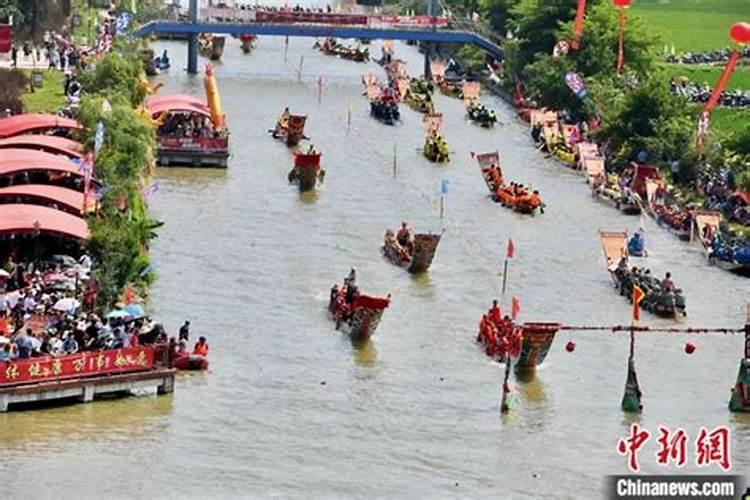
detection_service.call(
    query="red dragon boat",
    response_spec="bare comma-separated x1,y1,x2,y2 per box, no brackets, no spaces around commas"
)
382,227,442,273
328,279,391,340
289,151,324,191
173,354,209,371
476,315,559,372
272,111,307,147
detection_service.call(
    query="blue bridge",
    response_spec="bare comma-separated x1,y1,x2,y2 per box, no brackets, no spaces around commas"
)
135,1,503,75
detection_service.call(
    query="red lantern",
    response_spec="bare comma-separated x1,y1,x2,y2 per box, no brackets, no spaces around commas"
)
685,342,696,355
730,22,750,45
565,340,576,353
613,0,631,7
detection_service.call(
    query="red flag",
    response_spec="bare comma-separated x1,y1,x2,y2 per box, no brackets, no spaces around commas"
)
571,0,587,50
632,285,645,322
511,297,520,320
507,238,515,259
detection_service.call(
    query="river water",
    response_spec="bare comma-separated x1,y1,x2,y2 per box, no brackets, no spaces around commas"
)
1,35,749,499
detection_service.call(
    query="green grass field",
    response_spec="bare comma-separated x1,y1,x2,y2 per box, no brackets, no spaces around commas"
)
630,0,749,51
709,107,750,136
21,70,66,114
664,64,750,89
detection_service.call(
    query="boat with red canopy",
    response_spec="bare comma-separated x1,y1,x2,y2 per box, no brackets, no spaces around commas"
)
328,275,390,340
0,114,82,139
145,66,230,168
476,314,559,371
289,151,324,191
0,135,83,159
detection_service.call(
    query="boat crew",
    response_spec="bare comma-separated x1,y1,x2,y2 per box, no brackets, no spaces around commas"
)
193,336,209,356
661,272,674,292
489,300,502,326
396,222,412,247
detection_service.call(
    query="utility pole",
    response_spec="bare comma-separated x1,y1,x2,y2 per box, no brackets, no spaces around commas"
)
187,0,198,74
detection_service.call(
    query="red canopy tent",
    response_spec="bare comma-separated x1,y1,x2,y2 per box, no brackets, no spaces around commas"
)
0,204,88,240
0,114,82,138
0,135,84,159
0,185,89,216
0,148,85,180
145,94,211,117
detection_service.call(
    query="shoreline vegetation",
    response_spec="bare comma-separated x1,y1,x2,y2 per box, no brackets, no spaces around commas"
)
407,0,748,221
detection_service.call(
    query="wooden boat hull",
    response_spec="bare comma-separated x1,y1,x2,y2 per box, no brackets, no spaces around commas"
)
513,323,559,372
383,233,442,273
173,354,209,371
290,164,321,192
272,115,307,147
370,101,400,125
328,290,390,340
729,359,750,412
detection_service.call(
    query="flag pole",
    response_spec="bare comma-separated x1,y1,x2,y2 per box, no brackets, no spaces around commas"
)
501,258,509,294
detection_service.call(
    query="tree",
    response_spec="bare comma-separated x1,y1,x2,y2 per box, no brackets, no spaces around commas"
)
507,0,581,71
596,74,694,167
478,0,518,35
559,2,658,80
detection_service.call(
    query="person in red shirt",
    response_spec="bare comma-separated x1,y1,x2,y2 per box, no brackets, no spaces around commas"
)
193,336,209,357
488,300,502,326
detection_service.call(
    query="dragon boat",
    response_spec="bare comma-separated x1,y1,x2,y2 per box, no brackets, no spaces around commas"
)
590,174,642,215
695,210,750,275
600,231,687,318
477,151,544,215
328,278,391,340
239,34,257,53
382,227,442,273
316,38,369,62
288,150,324,192
467,102,497,128
271,110,307,147
198,34,225,60
476,315,559,372
422,113,448,163
363,76,400,125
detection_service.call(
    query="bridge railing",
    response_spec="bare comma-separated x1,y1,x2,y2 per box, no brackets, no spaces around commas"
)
175,7,455,30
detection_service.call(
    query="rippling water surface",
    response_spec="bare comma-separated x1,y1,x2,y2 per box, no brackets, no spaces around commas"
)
1,36,748,499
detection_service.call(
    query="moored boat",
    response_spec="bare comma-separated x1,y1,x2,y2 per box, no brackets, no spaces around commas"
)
173,354,209,371
288,149,324,192
328,273,391,340
590,173,642,215
272,109,307,146
694,211,750,274
382,225,442,273
145,65,229,168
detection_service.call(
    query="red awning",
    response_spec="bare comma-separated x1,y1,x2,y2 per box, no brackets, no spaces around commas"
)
0,204,89,240
0,185,86,215
0,114,82,138
0,135,84,158
145,94,211,117
0,148,85,178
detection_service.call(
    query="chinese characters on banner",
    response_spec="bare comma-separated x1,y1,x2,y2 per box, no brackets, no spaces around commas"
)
617,424,731,472
0,347,155,386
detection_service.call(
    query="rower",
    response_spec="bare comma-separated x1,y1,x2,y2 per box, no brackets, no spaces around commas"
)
661,272,674,292
530,190,542,207
193,336,209,356
489,300,502,326
345,268,356,289
396,222,412,247
307,144,317,155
